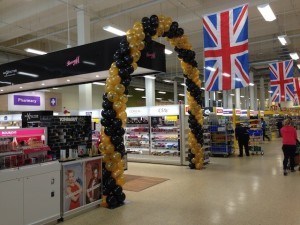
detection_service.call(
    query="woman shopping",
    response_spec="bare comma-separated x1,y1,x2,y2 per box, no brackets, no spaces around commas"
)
281,119,298,176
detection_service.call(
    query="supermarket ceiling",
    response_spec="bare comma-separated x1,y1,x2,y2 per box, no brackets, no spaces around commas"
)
0,0,300,87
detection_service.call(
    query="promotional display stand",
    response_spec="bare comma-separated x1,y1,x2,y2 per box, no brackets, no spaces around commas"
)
61,156,102,219
125,105,185,165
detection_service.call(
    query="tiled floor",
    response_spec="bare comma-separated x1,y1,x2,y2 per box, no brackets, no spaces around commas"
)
61,138,300,225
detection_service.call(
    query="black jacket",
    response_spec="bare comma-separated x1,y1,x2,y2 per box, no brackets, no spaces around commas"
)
235,126,250,140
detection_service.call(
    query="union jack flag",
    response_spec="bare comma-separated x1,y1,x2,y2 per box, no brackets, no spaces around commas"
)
203,4,249,91
269,60,294,102
293,78,300,105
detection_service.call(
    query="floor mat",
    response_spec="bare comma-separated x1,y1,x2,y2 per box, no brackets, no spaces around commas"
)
123,174,169,192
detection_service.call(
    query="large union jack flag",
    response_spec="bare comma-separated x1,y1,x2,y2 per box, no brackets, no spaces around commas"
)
293,78,300,105
203,4,249,91
269,60,294,102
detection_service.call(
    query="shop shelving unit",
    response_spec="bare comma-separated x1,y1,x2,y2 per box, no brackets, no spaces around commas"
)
208,115,234,157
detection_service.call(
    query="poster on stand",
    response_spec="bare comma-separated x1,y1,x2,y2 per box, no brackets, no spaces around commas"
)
84,159,102,204
63,163,84,213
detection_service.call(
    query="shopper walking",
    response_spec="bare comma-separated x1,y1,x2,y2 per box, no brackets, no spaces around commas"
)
235,123,250,157
261,118,270,141
281,119,298,176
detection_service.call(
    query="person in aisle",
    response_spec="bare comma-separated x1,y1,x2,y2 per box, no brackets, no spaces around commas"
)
261,118,270,141
277,119,283,137
281,118,298,176
235,123,250,157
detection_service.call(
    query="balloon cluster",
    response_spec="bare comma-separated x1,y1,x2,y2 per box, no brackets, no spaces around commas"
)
100,14,204,208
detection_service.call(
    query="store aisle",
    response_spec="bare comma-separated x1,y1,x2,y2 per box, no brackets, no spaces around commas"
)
61,139,300,225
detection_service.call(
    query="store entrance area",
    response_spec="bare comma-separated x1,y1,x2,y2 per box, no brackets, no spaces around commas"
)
61,138,300,225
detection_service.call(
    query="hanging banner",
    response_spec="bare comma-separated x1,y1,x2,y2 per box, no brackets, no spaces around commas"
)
216,107,223,115
223,109,233,116
203,4,249,91
269,60,294,102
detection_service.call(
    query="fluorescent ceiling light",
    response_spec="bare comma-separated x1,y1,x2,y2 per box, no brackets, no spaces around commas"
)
217,91,222,93
241,95,245,98
67,79,70,82
127,95,133,97
165,49,173,55
158,91,166,94
135,88,145,91
96,75,99,78
268,90,273,93
235,78,242,81
181,83,186,86
0,81,11,85
257,4,276,22
144,75,156,79
0,90,3,92
52,88,59,90
230,94,235,96
103,26,126,36
297,64,300,69
18,71,39,78
222,73,230,77
201,87,205,90
19,87,23,89
277,35,290,46
25,48,47,55
218,100,222,101
41,83,45,86
257,99,260,101
178,94,185,96
93,82,105,86
163,80,173,83
156,98,162,100
266,98,269,101
290,52,299,60
142,96,146,99
83,61,96,66
249,83,255,86
205,66,216,72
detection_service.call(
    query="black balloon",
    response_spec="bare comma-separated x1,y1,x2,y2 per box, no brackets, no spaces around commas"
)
106,109,117,119
116,59,126,68
113,118,122,127
113,50,122,61
124,55,133,64
120,45,130,55
111,135,123,145
113,185,123,196
125,65,134,74
119,68,130,77
106,195,118,208
105,177,116,190
116,192,126,203
101,118,113,127
102,100,113,110
121,78,131,87
124,89,129,95
104,127,114,136
150,15,159,28
148,27,157,36
116,128,125,136
102,168,111,180
189,163,196,169
103,93,108,101
102,186,111,196
116,143,125,152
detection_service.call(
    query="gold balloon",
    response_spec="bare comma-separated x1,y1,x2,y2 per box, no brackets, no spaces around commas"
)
112,169,122,179
105,161,117,171
136,32,145,41
119,94,128,103
191,158,196,164
101,134,110,145
110,76,121,85
103,154,111,163
109,67,119,76
107,91,119,102
105,84,114,93
138,41,145,51
111,152,121,162
132,62,138,71
117,111,127,120
99,143,106,153
116,174,125,186
106,144,115,154
115,84,125,94
117,160,124,170
113,101,123,112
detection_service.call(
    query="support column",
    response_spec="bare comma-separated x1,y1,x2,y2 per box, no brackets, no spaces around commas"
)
268,84,272,108
235,88,241,109
249,72,255,110
77,5,92,112
205,91,209,107
223,90,228,108
228,90,233,108
173,81,178,104
209,92,214,107
145,77,155,106
260,77,265,110
254,85,258,110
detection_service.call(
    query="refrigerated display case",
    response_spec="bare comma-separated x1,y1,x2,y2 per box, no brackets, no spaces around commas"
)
125,105,184,165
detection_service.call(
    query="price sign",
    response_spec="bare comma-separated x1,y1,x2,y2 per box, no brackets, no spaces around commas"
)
149,105,179,116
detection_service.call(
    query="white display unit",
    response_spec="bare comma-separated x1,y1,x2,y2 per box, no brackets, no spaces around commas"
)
0,161,61,225
125,105,185,165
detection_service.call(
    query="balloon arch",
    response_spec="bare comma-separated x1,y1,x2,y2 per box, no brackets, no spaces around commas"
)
99,15,204,208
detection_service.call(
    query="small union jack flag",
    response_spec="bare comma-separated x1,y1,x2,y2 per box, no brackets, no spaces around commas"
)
293,78,300,105
203,4,249,91
269,60,294,102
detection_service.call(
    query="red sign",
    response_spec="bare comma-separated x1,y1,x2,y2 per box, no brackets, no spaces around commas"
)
0,128,45,137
